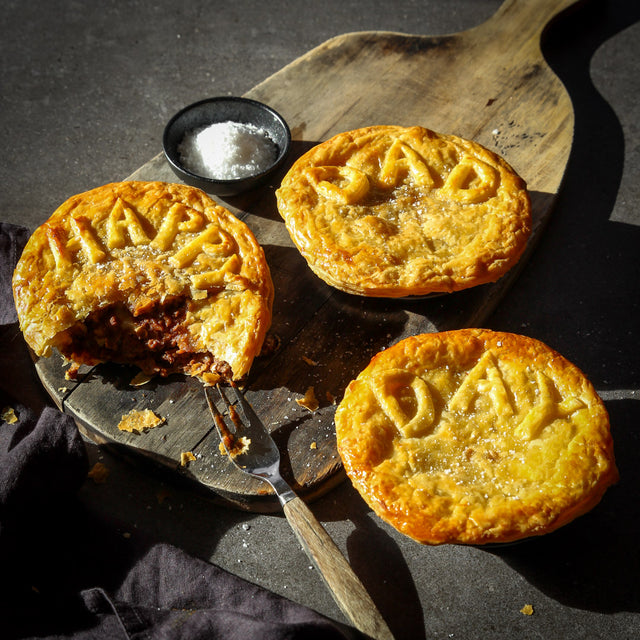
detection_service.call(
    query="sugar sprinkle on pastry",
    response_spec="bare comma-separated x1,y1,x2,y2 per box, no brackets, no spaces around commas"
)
12,181,273,384
336,329,618,545
277,125,531,297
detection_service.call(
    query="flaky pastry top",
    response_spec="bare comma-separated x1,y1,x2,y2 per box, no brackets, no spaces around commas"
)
12,181,273,381
276,126,531,297
335,329,618,545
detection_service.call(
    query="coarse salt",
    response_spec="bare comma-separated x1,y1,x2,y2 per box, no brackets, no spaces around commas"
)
178,121,277,180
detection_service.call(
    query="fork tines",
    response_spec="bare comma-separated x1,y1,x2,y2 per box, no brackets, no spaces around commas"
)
204,384,238,446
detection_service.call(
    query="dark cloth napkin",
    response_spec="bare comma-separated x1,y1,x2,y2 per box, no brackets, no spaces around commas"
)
0,223,362,640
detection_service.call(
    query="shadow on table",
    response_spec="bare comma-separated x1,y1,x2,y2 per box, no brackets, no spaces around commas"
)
487,397,639,614
482,0,640,615
315,484,428,640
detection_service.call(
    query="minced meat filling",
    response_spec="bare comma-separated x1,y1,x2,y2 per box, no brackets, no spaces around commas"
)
60,298,232,378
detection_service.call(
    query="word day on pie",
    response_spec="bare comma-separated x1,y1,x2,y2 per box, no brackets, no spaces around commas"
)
335,329,618,546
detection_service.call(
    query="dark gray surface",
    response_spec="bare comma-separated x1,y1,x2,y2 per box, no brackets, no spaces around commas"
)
2,1,639,638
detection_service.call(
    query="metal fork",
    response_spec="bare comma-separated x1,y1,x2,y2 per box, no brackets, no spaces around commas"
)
205,383,394,640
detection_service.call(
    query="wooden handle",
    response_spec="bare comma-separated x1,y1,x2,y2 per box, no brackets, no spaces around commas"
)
283,496,394,640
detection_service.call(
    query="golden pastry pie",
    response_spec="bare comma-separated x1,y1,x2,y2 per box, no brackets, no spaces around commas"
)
12,181,273,384
276,125,531,297
335,329,618,545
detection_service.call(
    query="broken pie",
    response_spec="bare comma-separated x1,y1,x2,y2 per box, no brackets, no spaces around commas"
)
12,181,273,384
276,125,531,297
335,329,618,545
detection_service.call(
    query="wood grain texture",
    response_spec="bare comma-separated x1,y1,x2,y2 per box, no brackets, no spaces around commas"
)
37,0,577,510
283,496,395,639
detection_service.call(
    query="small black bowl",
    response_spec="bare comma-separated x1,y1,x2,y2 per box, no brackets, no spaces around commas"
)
162,96,291,197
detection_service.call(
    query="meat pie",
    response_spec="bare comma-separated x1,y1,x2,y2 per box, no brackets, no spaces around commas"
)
12,181,273,384
276,125,531,297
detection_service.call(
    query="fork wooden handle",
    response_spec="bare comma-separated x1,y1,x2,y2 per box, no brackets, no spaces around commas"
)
283,496,395,640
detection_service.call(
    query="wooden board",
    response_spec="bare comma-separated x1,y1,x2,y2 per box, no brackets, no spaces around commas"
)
37,0,577,511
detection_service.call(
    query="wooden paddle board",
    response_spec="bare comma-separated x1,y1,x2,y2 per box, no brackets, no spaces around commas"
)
37,0,578,511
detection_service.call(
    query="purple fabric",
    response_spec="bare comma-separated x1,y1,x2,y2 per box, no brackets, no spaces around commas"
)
0,223,362,640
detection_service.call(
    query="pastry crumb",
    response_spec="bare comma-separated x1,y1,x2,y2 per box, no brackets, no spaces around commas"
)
296,386,319,412
130,371,154,386
118,409,165,433
87,461,109,484
180,451,197,466
219,436,251,458
1,406,18,424
520,604,534,616
310,441,317,450
302,355,318,366
65,362,81,380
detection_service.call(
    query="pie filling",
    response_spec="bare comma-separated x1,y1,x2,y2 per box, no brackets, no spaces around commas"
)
59,297,232,379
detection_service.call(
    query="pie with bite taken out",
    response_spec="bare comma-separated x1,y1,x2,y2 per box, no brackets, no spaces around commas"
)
12,181,273,384
276,125,531,297
335,329,618,545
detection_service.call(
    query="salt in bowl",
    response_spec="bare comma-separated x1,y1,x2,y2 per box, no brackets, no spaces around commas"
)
163,97,291,197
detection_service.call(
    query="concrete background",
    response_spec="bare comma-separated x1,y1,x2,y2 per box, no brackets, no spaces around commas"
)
2,1,639,638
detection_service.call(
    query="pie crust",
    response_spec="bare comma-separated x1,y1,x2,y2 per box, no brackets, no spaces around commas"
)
276,125,531,297
12,181,273,384
335,329,618,545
